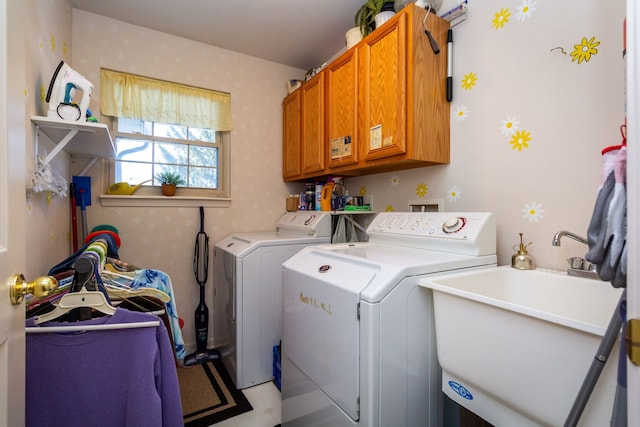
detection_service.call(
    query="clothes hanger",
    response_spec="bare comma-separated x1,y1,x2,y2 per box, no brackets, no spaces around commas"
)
27,255,160,333
100,265,172,303
103,283,171,304
34,286,116,324
27,286,160,333
105,285,171,304
112,296,166,317
26,319,160,333
601,124,627,155
104,262,136,276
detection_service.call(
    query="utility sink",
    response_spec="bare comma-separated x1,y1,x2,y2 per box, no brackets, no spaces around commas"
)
420,266,624,427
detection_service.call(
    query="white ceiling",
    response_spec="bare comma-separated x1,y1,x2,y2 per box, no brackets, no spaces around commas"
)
70,0,365,71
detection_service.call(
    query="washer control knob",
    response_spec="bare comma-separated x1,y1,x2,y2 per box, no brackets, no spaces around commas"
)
442,216,466,233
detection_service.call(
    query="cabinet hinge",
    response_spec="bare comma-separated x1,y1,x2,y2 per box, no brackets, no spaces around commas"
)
625,318,640,365
357,303,360,320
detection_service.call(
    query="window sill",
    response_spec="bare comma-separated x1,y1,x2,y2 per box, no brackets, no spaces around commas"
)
99,194,231,208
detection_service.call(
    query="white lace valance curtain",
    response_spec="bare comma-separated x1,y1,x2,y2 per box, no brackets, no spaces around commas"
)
100,68,232,131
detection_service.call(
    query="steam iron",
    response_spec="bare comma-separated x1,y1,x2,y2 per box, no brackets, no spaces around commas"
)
46,60,94,122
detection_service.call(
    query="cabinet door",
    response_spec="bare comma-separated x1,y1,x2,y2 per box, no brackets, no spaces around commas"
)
301,72,326,175
359,13,407,161
326,49,358,169
282,90,301,180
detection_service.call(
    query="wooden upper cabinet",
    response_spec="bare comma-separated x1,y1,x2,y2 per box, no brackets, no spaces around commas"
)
282,72,326,181
282,89,301,180
359,11,407,162
358,6,450,171
300,71,325,175
326,48,359,170
281,4,450,182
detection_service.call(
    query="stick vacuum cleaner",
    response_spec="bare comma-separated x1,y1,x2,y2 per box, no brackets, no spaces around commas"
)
184,206,219,366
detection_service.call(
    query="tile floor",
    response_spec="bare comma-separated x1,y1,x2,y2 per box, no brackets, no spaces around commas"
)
213,381,281,427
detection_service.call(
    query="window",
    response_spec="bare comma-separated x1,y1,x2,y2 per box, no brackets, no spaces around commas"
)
100,68,232,200
112,118,229,198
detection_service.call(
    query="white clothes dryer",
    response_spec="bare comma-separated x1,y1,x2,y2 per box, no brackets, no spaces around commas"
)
213,211,331,389
281,212,497,427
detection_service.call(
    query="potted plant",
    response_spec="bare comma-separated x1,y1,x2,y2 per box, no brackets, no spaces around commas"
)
355,0,395,37
155,171,185,196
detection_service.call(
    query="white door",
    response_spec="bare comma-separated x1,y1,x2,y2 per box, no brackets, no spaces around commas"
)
628,0,640,425
0,0,27,425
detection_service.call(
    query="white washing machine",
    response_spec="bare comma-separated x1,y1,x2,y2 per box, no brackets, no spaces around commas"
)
213,211,332,389
281,212,497,426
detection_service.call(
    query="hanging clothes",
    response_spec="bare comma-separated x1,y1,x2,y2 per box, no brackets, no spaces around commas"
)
26,308,183,427
128,269,186,361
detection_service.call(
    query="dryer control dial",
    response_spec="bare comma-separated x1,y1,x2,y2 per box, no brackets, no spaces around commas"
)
442,216,466,233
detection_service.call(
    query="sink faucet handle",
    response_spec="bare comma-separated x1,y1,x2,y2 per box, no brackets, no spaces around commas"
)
567,257,585,270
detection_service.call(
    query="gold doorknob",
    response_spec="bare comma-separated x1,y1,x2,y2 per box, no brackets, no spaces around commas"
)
8,273,58,305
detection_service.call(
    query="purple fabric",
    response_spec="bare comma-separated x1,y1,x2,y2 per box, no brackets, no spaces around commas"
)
26,308,183,427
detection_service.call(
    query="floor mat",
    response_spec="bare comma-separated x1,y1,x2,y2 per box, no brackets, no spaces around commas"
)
178,359,253,426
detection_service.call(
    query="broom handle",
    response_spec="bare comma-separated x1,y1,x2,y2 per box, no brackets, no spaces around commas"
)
564,289,625,426
70,183,78,252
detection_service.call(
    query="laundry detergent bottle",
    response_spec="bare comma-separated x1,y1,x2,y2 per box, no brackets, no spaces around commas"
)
320,182,336,211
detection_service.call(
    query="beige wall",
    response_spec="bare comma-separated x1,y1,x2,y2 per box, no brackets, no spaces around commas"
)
346,0,626,271
69,9,305,351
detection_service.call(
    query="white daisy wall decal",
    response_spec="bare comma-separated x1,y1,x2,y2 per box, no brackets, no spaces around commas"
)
455,105,469,122
390,173,400,187
500,117,520,136
447,185,462,202
515,0,537,21
522,201,545,222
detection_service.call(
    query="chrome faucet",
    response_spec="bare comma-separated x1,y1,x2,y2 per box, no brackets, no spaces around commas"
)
552,230,588,246
552,230,599,279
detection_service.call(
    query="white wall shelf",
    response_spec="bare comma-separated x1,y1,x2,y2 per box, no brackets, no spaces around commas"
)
31,115,115,167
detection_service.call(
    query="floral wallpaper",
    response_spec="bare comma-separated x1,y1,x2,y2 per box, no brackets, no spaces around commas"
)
347,0,625,270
